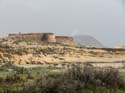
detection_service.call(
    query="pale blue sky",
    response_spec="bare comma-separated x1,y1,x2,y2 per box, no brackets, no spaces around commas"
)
0,0,125,47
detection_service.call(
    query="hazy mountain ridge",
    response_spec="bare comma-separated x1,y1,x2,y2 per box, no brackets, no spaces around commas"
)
73,35,104,48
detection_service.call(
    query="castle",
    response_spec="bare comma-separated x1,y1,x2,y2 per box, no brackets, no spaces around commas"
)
8,33,74,45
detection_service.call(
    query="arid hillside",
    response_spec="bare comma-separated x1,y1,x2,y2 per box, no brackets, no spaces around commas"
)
0,38,125,68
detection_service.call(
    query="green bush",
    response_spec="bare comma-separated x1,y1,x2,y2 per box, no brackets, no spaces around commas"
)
0,64,124,93
29,65,125,93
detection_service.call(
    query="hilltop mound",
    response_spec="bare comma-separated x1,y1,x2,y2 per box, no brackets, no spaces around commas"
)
73,35,104,48
0,34,125,68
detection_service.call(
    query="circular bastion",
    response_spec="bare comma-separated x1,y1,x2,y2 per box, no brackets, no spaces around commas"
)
42,33,56,42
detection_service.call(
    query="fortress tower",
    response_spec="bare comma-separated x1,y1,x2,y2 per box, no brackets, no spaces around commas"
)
42,33,56,42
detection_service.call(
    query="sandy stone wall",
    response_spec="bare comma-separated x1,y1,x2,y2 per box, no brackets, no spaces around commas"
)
8,33,56,42
56,36,74,45
8,33,44,41
42,33,56,42
8,33,75,45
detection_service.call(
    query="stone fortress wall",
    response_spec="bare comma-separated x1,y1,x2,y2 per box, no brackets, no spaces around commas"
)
56,36,74,45
9,33,48,42
8,33,74,45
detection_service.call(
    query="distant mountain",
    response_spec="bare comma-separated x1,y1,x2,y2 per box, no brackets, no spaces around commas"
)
73,35,104,48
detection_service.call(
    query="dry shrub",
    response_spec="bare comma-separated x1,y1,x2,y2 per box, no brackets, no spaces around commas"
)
33,65,125,93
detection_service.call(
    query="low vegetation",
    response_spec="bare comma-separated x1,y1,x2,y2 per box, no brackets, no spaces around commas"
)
0,63,124,93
